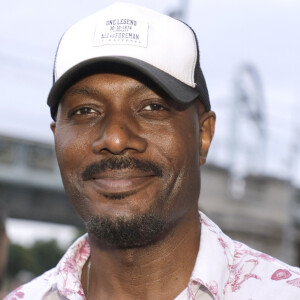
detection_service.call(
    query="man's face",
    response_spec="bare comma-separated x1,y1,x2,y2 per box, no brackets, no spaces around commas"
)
51,72,215,248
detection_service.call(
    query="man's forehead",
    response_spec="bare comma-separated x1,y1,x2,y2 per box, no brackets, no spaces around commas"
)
62,72,165,100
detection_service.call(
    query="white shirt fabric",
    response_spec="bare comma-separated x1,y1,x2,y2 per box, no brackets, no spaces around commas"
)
5,211,300,299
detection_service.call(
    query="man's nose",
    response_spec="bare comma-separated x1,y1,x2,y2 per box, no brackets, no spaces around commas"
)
92,114,147,155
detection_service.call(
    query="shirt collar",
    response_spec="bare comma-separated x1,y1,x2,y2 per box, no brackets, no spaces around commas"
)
188,212,234,300
55,234,90,299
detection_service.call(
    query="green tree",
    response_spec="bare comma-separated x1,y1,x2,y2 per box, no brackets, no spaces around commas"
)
7,240,65,278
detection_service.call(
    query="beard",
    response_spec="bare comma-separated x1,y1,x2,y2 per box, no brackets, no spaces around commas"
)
81,157,169,248
85,213,167,249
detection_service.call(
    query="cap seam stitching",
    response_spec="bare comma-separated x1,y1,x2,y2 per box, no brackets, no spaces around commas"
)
190,28,198,87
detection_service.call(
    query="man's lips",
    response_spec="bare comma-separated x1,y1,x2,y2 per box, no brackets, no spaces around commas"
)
84,170,156,194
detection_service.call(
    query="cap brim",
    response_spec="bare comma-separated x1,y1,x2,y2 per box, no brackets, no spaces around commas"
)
47,56,202,120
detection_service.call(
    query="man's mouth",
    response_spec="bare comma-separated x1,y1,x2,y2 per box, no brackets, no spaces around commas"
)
81,157,163,197
86,169,156,195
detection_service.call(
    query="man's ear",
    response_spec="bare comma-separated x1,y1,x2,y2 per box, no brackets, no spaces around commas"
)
199,111,216,166
50,121,56,135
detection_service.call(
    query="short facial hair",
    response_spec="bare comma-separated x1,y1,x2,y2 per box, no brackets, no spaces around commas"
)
81,157,163,181
82,157,167,248
85,214,167,249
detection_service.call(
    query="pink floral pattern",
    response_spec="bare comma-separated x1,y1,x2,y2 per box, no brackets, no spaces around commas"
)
271,269,292,280
194,213,300,299
9,287,24,300
4,235,90,300
206,281,219,298
286,278,300,288
4,213,300,299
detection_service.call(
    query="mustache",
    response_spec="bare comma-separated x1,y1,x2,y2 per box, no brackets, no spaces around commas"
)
81,157,163,180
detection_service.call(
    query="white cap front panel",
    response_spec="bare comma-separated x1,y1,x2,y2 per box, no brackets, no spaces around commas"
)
54,2,197,87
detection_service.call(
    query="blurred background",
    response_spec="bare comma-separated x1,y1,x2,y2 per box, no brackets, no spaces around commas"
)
0,0,300,295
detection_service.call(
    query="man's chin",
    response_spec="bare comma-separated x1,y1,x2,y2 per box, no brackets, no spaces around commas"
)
85,213,167,249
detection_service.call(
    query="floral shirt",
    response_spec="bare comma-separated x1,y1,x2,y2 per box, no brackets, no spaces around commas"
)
5,212,300,300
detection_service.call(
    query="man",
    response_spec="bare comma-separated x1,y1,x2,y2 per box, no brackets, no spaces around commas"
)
5,2,300,299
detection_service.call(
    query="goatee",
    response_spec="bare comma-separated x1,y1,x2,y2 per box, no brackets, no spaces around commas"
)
85,214,167,248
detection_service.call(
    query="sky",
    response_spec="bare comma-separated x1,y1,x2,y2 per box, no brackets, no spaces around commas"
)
1,0,300,244
6,218,78,248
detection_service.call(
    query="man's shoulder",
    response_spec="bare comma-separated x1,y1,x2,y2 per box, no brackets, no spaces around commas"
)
232,238,300,276
227,238,300,297
199,212,300,298
4,268,57,300
4,234,90,300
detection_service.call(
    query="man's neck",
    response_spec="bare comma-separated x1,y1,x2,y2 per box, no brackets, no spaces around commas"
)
82,209,201,300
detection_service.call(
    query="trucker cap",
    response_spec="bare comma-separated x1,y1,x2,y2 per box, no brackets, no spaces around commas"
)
47,2,211,120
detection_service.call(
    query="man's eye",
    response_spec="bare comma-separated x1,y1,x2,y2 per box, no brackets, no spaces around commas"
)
74,107,96,115
143,103,166,111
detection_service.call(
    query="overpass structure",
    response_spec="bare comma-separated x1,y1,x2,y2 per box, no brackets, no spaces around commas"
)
0,135,82,227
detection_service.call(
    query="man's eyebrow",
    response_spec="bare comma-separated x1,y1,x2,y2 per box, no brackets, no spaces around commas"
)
64,86,101,98
64,82,155,99
129,82,151,94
